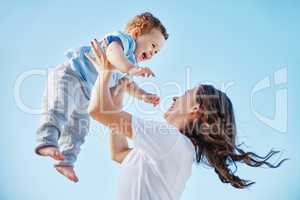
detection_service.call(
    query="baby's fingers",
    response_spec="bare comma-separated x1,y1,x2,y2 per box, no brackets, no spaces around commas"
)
139,67,155,77
145,67,155,77
153,97,160,104
149,96,160,106
136,68,147,77
147,68,155,77
152,100,160,107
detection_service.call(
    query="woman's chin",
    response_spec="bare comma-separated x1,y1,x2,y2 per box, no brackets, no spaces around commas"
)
164,111,171,121
163,112,168,119
164,110,175,122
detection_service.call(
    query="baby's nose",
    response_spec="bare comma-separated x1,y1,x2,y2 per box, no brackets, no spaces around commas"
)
149,50,154,57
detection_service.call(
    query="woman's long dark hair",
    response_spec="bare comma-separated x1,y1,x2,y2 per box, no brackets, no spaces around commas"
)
182,84,287,189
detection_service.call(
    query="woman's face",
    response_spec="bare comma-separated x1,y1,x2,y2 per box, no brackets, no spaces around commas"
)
164,86,200,129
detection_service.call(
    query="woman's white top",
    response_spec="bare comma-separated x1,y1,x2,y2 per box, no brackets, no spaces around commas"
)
117,117,195,200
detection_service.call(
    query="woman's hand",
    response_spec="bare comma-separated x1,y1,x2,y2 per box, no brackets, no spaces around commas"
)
85,39,113,72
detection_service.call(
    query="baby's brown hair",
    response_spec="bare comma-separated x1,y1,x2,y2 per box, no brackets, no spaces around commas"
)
125,12,169,40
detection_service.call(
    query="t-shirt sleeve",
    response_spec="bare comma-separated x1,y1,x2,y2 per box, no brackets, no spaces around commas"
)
104,32,131,55
106,35,123,49
131,116,182,159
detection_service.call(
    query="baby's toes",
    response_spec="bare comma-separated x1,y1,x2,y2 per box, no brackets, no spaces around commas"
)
55,166,79,183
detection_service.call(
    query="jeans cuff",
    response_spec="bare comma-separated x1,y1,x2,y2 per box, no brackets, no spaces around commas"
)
34,143,58,155
54,161,74,167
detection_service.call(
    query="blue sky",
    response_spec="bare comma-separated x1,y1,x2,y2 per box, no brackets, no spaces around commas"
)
1,0,300,199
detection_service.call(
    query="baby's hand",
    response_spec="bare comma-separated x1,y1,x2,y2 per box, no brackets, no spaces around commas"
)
142,93,160,107
128,67,155,77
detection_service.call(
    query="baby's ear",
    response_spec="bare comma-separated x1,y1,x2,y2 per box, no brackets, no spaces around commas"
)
130,27,142,39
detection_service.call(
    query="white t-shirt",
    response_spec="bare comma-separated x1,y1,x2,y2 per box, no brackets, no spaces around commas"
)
117,117,195,200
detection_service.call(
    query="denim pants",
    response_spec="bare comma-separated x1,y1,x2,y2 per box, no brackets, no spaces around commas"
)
35,62,90,166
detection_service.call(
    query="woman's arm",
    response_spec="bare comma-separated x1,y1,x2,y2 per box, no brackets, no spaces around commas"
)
109,131,132,164
109,86,131,164
87,39,133,138
88,76,133,138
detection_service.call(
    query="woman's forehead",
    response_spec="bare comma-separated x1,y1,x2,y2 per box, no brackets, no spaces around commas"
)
189,87,199,95
184,87,199,101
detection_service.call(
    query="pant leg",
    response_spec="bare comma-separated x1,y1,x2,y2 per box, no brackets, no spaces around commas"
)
35,64,76,154
56,75,91,166
56,111,90,166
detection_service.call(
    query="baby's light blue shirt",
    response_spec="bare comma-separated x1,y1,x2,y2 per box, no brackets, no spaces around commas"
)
65,31,137,96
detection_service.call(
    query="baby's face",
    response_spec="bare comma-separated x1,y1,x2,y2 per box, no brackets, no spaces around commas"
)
134,28,166,63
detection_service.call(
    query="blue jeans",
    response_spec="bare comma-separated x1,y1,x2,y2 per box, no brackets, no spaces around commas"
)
35,62,90,166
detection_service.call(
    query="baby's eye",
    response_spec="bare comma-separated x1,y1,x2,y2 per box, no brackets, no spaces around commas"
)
152,43,156,48
154,50,158,54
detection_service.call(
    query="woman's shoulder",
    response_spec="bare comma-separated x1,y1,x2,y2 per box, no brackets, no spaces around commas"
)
179,134,196,160
132,116,195,158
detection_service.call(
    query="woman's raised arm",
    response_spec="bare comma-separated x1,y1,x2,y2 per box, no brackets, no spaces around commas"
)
87,39,133,139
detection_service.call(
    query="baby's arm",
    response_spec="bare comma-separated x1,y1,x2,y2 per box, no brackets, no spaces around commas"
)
106,42,155,77
106,41,135,73
124,79,160,106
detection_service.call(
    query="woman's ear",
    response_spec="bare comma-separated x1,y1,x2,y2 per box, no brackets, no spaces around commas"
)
190,104,202,117
130,27,142,39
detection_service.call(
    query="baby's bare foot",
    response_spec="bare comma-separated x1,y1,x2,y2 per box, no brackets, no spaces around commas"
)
55,165,79,183
37,147,65,161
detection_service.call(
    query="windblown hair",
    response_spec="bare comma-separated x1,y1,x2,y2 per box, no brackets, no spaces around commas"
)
125,12,169,40
182,84,287,189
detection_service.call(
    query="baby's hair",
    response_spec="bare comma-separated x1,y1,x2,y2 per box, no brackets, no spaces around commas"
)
125,12,169,40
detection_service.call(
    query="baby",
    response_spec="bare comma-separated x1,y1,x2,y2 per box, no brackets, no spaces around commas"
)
35,12,168,182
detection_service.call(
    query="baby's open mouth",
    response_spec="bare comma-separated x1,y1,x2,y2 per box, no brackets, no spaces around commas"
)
141,52,147,61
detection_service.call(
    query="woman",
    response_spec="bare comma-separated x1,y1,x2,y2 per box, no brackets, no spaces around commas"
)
87,39,285,200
